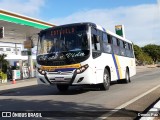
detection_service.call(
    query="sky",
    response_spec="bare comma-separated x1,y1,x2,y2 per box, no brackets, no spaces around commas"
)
0,0,160,46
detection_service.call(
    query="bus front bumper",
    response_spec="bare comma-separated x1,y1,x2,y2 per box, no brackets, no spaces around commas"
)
37,66,97,85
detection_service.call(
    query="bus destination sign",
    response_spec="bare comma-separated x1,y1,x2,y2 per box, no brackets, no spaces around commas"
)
51,28,75,36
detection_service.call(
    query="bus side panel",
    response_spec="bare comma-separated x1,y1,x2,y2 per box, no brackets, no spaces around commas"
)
116,55,128,80
72,66,97,85
91,53,118,84
129,58,136,77
116,55,136,80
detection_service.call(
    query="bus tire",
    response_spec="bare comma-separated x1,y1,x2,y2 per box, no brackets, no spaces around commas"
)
124,68,130,83
56,84,69,92
100,69,110,90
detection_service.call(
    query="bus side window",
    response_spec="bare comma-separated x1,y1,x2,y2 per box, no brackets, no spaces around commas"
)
92,34,100,51
125,43,131,57
123,42,127,57
108,35,112,44
119,40,125,56
98,30,103,51
96,35,101,51
102,33,112,53
130,44,134,58
112,37,120,55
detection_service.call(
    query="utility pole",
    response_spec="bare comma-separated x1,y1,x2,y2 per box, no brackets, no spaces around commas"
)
15,43,17,55
24,36,34,78
28,47,34,78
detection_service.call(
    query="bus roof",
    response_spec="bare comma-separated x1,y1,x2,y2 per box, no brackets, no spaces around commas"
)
40,22,132,44
95,24,132,44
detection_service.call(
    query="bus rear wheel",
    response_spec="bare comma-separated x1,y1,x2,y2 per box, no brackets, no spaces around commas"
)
124,68,130,83
100,69,110,90
56,84,69,92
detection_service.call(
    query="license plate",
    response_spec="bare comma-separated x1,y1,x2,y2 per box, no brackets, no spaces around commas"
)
55,77,64,81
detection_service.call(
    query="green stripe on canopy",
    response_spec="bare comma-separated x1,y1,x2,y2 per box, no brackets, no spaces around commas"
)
0,14,51,29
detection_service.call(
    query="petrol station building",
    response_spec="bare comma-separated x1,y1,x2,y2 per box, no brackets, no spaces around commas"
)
0,9,55,80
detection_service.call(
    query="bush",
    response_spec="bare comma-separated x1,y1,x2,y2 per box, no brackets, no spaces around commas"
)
0,54,9,73
0,70,7,81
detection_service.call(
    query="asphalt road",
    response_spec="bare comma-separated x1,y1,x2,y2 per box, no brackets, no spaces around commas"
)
0,67,160,120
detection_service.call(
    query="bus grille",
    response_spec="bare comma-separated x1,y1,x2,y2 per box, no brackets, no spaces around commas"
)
49,78,71,84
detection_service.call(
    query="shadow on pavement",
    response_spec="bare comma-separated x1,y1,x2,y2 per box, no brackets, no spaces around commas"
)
0,98,139,120
0,82,119,96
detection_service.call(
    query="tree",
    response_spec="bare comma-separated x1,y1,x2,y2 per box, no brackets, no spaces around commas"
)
0,54,9,73
142,44,160,63
133,45,143,58
133,44,153,65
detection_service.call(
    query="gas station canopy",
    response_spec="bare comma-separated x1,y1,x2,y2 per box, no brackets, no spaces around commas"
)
0,9,55,43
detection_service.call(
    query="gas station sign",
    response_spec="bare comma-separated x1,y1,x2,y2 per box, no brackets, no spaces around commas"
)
115,25,125,38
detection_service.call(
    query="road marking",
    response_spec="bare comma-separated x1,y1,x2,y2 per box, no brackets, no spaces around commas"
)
96,84,160,120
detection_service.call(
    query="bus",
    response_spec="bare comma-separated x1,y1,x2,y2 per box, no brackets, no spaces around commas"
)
36,22,136,92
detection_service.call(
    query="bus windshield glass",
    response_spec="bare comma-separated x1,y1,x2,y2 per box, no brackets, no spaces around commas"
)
37,25,90,65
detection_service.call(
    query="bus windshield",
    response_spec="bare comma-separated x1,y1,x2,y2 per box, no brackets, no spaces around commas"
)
37,25,90,66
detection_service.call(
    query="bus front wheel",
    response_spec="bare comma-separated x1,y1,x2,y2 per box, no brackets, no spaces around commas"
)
100,69,110,90
56,84,69,92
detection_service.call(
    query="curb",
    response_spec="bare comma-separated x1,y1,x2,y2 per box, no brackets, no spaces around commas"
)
136,66,160,73
0,78,37,91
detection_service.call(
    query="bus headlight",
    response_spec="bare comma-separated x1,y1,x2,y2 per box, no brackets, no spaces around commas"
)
37,68,46,75
76,64,89,74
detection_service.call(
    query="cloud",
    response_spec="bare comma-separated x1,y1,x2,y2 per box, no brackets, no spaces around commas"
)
49,4,160,46
0,0,45,18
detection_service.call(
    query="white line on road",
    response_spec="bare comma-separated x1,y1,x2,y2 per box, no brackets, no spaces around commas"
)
96,84,160,120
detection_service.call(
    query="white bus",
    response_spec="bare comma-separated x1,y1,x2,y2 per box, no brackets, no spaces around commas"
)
36,22,136,92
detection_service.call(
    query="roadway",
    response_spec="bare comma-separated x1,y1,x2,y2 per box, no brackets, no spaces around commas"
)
0,67,160,120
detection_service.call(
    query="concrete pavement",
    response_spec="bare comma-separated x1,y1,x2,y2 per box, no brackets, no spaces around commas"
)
0,66,159,119
0,78,37,91
0,65,158,91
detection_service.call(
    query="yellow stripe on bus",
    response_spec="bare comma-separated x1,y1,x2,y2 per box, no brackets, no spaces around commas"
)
114,55,123,79
40,63,81,71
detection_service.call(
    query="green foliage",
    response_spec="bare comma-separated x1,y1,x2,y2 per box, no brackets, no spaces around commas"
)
0,54,9,73
0,70,7,80
133,45,143,59
142,53,153,65
133,44,153,65
142,44,160,63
